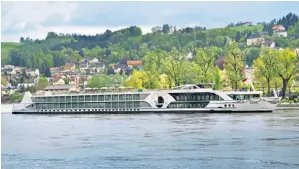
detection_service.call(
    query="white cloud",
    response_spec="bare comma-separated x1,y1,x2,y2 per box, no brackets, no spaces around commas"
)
1,1,299,42
14,22,27,30
1,2,79,32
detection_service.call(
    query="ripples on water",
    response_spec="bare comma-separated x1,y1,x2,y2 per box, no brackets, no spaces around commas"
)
2,104,299,169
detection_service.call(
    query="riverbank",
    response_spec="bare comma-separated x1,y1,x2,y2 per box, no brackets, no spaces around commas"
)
277,103,299,107
276,103,299,110
1,99,21,104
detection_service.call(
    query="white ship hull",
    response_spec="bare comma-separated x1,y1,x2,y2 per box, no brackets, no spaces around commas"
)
12,99,277,114
12,85,279,114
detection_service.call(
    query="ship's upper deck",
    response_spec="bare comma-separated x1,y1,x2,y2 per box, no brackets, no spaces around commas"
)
31,84,262,98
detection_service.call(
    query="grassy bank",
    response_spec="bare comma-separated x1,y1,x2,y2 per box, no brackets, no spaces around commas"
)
1,42,22,65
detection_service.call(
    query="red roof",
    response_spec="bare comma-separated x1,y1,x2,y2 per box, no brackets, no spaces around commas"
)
272,25,284,30
127,60,143,66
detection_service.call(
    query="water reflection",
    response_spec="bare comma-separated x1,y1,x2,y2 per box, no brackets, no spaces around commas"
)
2,104,299,169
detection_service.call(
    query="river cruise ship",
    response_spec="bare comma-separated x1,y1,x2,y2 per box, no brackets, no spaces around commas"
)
12,84,279,114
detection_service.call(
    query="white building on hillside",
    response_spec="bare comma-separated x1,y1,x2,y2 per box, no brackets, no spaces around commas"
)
272,25,288,37
90,58,99,63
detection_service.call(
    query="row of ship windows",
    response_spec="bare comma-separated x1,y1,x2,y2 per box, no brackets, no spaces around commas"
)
167,103,209,108
38,109,140,112
35,102,141,109
33,94,141,103
229,94,260,100
171,93,223,101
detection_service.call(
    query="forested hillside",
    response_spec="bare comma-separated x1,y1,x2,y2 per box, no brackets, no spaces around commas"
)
2,13,299,76
1,42,22,65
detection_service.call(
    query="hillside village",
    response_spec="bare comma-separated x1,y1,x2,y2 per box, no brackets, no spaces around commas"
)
1,15,299,102
1,57,144,99
246,25,288,47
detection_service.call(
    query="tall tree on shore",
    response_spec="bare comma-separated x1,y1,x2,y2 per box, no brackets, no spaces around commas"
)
181,61,200,84
194,46,218,83
125,70,148,89
276,49,298,98
224,40,245,90
162,47,185,87
143,52,160,89
253,47,279,96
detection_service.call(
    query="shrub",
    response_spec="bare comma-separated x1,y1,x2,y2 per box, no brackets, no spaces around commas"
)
8,92,24,102
289,94,298,100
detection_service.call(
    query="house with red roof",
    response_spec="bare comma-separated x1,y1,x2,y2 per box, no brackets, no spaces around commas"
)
127,60,143,69
272,25,285,32
127,60,143,66
272,25,287,37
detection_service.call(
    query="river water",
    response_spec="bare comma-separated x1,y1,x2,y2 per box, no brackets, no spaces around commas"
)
1,104,299,169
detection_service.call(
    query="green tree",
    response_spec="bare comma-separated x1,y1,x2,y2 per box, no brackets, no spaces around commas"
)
64,79,69,84
19,84,25,93
194,47,218,83
271,76,282,92
1,77,8,86
224,40,245,90
244,47,261,66
124,70,147,89
36,77,49,90
162,47,185,87
20,37,25,43
26,85,37,93
151,26,162,34
46,32,59,39
87,75,101,88
253,48,279,96
235,31,241,42
288,22,299,39
143,52,160,88
162,24,171,34
87,74,127,88
276,49,298,98
181,61,200,84
8,92,24,102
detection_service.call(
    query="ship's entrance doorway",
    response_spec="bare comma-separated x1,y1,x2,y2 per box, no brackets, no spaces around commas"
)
156,96,164,108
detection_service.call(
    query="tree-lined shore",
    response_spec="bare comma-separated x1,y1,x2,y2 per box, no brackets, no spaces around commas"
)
1,13,299,102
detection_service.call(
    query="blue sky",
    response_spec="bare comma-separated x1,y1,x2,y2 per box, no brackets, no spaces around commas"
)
1,1,299,42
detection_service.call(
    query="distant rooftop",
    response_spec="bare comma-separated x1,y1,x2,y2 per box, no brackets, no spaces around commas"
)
127,60,143,65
